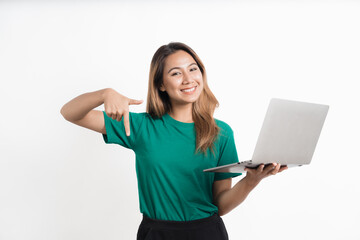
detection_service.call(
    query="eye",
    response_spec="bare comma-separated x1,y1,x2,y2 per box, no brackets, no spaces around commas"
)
171,72,181,76
190,67,198,72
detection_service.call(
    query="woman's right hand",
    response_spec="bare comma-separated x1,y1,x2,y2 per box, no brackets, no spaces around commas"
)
103,88,143,136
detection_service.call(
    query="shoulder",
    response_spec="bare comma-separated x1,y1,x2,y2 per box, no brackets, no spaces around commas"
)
129,112,151,123
129,112,160,125
130,112,161,120
214,118,234,136
214,118,236,151
129,112,149,118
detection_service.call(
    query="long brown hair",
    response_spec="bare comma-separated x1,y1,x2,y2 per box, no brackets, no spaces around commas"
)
146,42,219,155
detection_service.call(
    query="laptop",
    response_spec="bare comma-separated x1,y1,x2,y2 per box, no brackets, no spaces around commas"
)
203,98,329,173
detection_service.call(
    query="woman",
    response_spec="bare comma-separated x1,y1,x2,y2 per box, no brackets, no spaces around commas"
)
61,42,287,240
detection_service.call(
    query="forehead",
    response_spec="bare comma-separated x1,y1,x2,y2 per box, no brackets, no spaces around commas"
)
164,50,196,69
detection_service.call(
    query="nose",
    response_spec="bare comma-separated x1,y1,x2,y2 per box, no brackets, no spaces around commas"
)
182,71,194,84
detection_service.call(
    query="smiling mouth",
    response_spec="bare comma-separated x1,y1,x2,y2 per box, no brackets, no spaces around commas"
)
181,86,197,93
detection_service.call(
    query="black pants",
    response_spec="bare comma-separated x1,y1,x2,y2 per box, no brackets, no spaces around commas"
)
137,214,229,240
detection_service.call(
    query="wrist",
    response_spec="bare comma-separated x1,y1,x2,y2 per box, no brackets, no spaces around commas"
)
101,88,113,101
243,175,261,189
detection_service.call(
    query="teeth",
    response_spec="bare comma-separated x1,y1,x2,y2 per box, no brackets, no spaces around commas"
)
182,87,196,92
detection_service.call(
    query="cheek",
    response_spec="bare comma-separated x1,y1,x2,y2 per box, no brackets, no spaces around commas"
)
164,80,181,92
198,84,204,93
194,72,203,83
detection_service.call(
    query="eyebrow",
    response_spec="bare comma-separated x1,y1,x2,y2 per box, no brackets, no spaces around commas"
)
167,63,198,74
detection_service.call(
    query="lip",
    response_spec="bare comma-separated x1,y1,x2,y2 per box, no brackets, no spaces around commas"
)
180,86,197,91
180,86,197,95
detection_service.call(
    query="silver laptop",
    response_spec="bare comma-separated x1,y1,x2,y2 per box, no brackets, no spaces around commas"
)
204,98,329,173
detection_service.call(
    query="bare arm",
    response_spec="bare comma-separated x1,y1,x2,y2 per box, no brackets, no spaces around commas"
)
60,88,143,135
213,163,288,216
213,176,259,216
60,88,108,133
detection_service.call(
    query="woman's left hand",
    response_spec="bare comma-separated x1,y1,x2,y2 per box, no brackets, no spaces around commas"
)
244,163,288,187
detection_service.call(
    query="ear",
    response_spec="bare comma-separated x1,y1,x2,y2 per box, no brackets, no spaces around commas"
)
159,84,166,92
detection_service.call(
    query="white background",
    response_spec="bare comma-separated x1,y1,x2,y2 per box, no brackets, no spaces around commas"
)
0,1,359,239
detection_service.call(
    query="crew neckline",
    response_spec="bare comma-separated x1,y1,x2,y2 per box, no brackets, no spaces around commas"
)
163,113,195,128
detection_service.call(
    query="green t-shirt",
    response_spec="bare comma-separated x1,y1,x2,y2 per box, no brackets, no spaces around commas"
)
102,111,242,221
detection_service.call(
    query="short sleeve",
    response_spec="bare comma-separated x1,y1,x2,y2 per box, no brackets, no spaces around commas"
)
102,111,145,150
214,124,242,181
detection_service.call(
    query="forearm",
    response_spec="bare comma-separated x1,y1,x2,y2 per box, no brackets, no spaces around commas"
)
215,176,260,216
60,88,109,122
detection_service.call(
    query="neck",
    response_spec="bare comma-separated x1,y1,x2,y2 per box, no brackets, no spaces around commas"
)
169,104,193,123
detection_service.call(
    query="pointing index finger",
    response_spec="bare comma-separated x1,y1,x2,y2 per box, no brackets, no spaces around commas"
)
123,111,130,136
129,99,144,105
